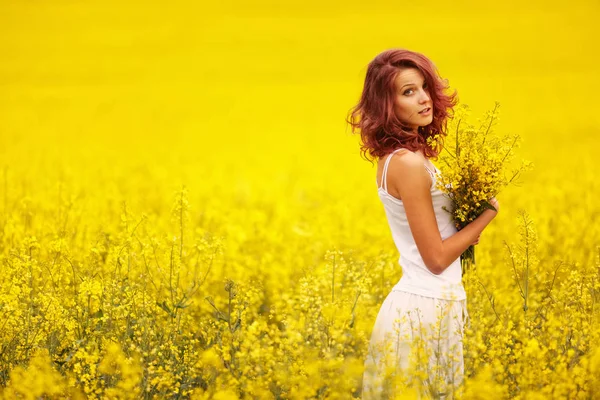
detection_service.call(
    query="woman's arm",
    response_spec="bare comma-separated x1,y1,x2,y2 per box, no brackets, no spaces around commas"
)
388,151,497,275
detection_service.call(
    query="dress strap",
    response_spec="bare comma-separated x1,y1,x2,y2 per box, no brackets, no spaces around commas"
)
379,148,405,192
423,164,435,179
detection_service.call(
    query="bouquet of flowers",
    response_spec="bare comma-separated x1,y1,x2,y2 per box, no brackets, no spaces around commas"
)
427,102,533,274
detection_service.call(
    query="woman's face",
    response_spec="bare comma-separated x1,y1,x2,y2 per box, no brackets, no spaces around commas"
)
393,68,433,131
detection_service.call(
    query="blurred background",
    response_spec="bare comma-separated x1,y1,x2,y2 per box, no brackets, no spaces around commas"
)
2,2,600,397
1,0,599,263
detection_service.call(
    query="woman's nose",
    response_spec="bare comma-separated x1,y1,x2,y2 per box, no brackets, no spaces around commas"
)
420,90,431,103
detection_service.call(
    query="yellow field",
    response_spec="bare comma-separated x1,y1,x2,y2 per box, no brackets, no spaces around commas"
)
1,0,599,398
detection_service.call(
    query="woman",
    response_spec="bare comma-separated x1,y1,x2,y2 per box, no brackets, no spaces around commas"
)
347,49,499,398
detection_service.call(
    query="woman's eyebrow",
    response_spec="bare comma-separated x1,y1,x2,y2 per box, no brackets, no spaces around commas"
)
400,81,425,89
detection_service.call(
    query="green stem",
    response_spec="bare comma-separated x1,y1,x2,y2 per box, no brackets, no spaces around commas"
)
461,245,476,276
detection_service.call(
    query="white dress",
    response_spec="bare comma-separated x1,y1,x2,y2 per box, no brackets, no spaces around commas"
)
362,148,470,399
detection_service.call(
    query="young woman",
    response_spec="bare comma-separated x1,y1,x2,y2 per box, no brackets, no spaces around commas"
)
347,49,499,398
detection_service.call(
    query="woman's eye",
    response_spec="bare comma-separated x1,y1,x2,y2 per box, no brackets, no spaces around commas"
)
403,84,427,96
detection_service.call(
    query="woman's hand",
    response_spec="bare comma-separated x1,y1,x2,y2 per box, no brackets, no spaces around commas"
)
488,197,500,214
472,233,481,245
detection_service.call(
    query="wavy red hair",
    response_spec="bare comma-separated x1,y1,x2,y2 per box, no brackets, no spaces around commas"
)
346,48,458,164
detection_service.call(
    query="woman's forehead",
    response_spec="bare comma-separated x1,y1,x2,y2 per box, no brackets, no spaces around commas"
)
394,68,425,88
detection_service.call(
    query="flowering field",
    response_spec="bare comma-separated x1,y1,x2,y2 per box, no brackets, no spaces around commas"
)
1,0,600,398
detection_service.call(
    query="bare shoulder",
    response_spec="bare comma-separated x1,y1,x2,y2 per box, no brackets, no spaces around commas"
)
386,150,431,195
387,150,442,273
387,149,423,170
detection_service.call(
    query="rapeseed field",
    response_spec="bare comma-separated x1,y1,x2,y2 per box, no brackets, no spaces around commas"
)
1,0,599,398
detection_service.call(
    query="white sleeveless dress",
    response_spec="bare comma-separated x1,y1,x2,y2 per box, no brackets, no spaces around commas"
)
362,148,470,399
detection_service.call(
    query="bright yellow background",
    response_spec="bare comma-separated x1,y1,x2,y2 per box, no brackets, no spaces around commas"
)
2,0,599,262
1,0,600,397
2,3,599,197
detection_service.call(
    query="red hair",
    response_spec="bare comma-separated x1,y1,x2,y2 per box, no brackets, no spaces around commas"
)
346,49,458,164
